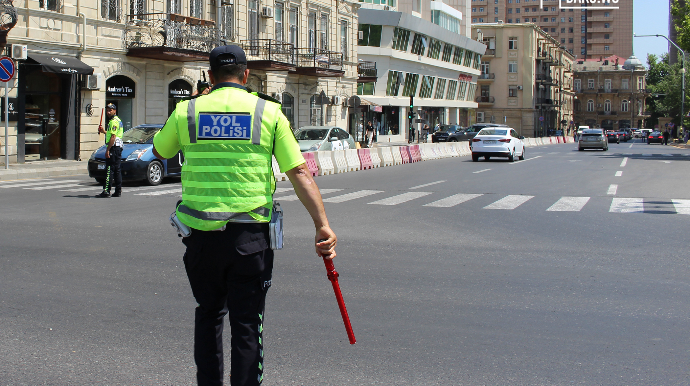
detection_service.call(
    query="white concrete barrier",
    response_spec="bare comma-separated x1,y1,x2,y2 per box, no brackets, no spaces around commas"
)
447,142,460,157
377,147,394,167
344,149,361,171
391,146,403,165
315,151,334,175
419,144,431,161
330,150,348,174
369,149,382,168
272,156,288,181
459,142,471,156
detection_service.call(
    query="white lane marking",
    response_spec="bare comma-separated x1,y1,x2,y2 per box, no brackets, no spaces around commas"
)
548,152,558,155
628,144,633,148
473,169,491,174
547,197,591,212
620,157,628,167
135,188,182,196
0,178,51,186
615,171,623,177
662,154,674,157
409,180,446,190
368,191,433,206
25,183,85,190
672,200,690,215
660,161,672,164
607,184,618,195
323,190,383,203
61,184,178,193
275,187,294,194
484,195,534,210
610,198,644,213
424,193,484,208
0,179,81,188
509,155,542,165
60,186,104,192
275,189,343,201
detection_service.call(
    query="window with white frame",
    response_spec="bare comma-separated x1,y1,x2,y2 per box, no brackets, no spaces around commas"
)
102,0,121,21
289,7,299,47
320,13,329,50
434,79,446,99
308,12,317,51
509,85,517,97
275,3,284,42
587,99,594,112
621,100,629,112
219,3,234,42
130,0,146,19
310,95,323,125
621,79,629,89
41,0,61,11
588,79,594,89
190,0,202,19
574,79,581,92
509,36,518,50
508,61,517,73
249,0,260,43
638,76,645,90
604,79,611,91
604,99,611,112
340,20,348,60
446,80,457,100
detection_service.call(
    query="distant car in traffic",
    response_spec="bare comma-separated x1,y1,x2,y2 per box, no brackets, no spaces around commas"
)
605,131,620,144
471,127,525,162
647,131,664,144
294,126,356,152
578,129,608,151
449,123,508,142
615,131,629,142
431,125,463,142
88,124,183,186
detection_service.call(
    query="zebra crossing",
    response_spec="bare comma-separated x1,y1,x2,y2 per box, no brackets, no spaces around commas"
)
3,177,690,215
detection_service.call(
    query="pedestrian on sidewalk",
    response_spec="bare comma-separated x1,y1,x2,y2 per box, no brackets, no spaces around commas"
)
96,103,123,198
663,129,670,145
152,45,337,386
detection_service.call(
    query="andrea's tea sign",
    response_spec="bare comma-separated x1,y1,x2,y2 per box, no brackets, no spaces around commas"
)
106,75,136,98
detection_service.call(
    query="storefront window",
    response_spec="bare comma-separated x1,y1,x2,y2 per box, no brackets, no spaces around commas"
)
106,75,136,132
168,79,192,115
282,92,294,128
24,70,62,160
309,95,323,126
357,82,375,95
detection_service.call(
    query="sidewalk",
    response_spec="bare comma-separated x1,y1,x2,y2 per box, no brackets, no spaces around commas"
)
0,159,89,181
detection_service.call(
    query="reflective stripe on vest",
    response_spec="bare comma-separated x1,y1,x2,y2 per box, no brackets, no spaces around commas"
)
175,87,281,231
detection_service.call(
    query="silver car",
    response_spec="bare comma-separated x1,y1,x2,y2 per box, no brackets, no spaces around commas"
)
578,128,608,151
294,126,356,152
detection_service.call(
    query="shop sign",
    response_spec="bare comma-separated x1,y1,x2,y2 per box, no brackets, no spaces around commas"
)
373,106,382,113
1,97,17,121
106,75,136,98
169,79,192,99
458,74,473,82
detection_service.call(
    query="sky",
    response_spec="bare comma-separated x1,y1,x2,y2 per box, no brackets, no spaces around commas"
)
633,0,673,67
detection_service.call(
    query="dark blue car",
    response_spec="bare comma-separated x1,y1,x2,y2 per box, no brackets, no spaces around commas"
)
87,124,183,185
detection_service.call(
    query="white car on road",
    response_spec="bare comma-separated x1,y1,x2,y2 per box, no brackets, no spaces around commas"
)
471,127,525,162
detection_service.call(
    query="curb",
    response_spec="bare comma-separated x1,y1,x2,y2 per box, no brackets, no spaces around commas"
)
0,162,88,182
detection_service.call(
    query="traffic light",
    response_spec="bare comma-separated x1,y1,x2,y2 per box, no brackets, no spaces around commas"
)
408,96,414,120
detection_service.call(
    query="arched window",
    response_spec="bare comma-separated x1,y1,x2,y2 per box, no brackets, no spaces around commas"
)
621,99,629,112
309,95,323,126
281,92,294,129
604,99,611,112
587,99,594,112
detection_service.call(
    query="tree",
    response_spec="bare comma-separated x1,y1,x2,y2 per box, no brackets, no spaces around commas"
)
671,0,690,55
645,53,689,130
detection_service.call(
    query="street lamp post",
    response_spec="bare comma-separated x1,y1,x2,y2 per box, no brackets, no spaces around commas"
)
634,34,687,137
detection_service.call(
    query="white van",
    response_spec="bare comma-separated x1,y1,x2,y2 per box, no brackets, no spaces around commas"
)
577,126,590,135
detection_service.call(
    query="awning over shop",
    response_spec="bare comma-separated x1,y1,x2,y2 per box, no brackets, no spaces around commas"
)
359,98,380,106
27,54,94,75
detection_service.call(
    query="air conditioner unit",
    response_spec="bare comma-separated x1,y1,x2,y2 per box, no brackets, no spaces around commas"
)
517,85,523,90
383,5,391,10
11,44,27,60
476,112,485,123
271,92,282,103
261,6,274,18
358,31,364,40
84,73,103,90
332,96,342,105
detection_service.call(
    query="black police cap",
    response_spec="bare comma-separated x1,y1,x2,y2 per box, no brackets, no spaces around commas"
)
209,45,247,69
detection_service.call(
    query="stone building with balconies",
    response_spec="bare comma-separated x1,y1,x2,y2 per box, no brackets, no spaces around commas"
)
573,55,649,131
471,22,575,138
4,0,358,163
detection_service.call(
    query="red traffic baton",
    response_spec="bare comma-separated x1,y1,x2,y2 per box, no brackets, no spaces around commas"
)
323,258,356,344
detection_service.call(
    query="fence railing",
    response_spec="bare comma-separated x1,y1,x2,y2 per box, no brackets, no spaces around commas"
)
239,39,295,65
294,48,343,71
476,96,495,103
124,13,219,52
357,61,377,77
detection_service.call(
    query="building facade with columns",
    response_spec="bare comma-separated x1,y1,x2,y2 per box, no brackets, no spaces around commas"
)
471,23,575,137
4,0,358,163
356,6,484,143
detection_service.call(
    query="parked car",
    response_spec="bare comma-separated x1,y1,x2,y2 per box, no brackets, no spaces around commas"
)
615,131,629,142
578,129,608,151
431,125,463,142
88,124,183,186
449,123,508,142
605,131,620,144
294,126,356,152
647,131,664,144
471,127,525,162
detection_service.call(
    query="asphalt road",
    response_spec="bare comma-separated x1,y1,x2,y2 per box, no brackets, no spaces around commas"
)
1,139,689,385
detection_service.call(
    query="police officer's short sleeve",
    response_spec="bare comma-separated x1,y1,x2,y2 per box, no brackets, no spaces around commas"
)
273,112,305,173
154,109,182,159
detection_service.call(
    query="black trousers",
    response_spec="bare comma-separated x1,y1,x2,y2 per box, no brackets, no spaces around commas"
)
182,223,274,386
103,146,122,192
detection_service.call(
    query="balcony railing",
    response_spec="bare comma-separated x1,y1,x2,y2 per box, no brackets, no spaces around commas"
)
239,39,296,70
357,61,377,78
125,13,219,61
476,96,495,103
294,48,344,76
483,49,496,56
598,88,618,93
478,73,495,80
598,111,618,116
536,98,555,105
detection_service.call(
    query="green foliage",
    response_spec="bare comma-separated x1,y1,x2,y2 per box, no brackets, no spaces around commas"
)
671,0,690,54
645,53,689,128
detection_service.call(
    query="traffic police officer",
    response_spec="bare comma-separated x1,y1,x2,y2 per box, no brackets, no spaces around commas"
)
96,103,123,198
152,45,337,386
